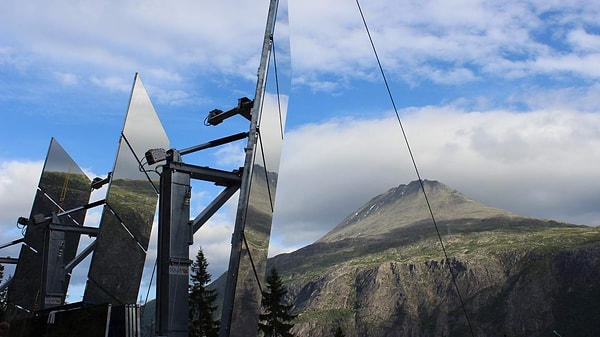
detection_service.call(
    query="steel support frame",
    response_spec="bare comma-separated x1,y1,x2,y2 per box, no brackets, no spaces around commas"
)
155,0,279,335
3,200,105,311
38,208,102,310
156,160,192,337
40,215,67,309
155,151,242,337
40,198,105,305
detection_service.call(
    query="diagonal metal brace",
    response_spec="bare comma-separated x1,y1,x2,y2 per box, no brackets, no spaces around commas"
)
191,184,240,234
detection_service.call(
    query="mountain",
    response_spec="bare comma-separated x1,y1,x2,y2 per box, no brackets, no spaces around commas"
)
318,179,516,243
266,180,600,337
141,180,600,336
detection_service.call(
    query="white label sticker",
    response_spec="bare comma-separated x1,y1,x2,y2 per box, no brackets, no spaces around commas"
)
169,265,189,275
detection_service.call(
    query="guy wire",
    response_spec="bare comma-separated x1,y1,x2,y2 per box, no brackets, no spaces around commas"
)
354,1,476,336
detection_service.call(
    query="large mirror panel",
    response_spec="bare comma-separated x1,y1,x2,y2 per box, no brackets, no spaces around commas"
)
7,138,91,317
84,75,170,305
228,0,291,333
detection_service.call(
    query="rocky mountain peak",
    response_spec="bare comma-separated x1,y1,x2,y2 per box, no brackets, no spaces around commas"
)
270,180,600,337
317,179,515,243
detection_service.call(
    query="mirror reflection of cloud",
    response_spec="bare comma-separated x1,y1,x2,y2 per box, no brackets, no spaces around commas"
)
257,93,289,175
113,76,170,181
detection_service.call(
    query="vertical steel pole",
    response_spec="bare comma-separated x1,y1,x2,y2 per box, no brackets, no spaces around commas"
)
156,150,193,337
41,218,67,309
218,0,280,336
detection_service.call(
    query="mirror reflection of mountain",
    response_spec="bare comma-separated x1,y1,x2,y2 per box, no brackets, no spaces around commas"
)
105,178,159,245
225,164,281,333
246,164,279,240
84,177,159,305
39,171,91,208
37,170,91,265
6,169,90,319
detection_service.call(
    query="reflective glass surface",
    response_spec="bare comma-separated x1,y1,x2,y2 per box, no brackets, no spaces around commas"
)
228,0,291,333
85,75,170,305
7,138,91,317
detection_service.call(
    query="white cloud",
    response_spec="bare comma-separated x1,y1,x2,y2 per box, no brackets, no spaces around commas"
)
270,105,600,251
0,0,270,89
0,161,42,280
288,0,600,88
517,84,600,112
533,54,600,78
0,161,42,229
53,72,79,86
0,46,29,71
90,75,132,93
567,29,600,52
214,143,245,167
1,0,599,106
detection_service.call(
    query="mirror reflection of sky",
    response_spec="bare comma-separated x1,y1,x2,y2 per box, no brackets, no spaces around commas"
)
113,76,170,182
43,138,88,180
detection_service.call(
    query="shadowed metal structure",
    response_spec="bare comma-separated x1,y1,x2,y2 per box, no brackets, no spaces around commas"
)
1,75,170,336
6,138,91,318
1,1,288,335
153,0,290,336
219,0,290,332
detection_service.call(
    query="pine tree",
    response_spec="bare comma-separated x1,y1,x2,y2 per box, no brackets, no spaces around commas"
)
189,248,219,337
333,326,345,337
0,264,6,318
258,267,296,337
0,264,7,321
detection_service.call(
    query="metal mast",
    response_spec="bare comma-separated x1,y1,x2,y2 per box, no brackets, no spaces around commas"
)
153,0,286,336
219,0,281,336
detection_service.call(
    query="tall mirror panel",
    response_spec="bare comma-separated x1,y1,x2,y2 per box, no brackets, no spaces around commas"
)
228,0,291,333
84,75,170,304
7,138,91,317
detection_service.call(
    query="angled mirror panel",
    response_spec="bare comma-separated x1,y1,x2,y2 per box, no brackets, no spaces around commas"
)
85,74,170,305
106,74,170,249
229,0,291,333
84,210,147,304
7,247,39,317
7,138,91,317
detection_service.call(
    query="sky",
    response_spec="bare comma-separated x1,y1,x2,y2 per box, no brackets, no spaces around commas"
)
1,0,600,304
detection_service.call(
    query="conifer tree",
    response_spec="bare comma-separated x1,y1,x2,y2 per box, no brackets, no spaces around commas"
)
189,248,219,337
0,264,6,319
333,326,345,337
258,267,296,337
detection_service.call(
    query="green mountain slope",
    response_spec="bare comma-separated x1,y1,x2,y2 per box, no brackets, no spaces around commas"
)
266,180,600,337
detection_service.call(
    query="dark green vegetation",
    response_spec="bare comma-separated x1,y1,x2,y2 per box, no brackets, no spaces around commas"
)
0,264,6,320
40,170,91,208
264,180,600,337
189,248,220,337
333,326,346,337
106,178,160,244
84,177,160,305
258,268,296,337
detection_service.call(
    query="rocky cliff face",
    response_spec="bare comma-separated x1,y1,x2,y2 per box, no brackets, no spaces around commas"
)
268,180,600,337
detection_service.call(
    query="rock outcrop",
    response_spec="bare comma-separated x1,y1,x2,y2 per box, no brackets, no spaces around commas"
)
267,180,600,337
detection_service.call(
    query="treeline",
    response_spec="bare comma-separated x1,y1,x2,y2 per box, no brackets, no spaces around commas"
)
189,247,300,337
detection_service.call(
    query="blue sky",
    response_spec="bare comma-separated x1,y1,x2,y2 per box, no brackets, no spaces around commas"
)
1,0,600,303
